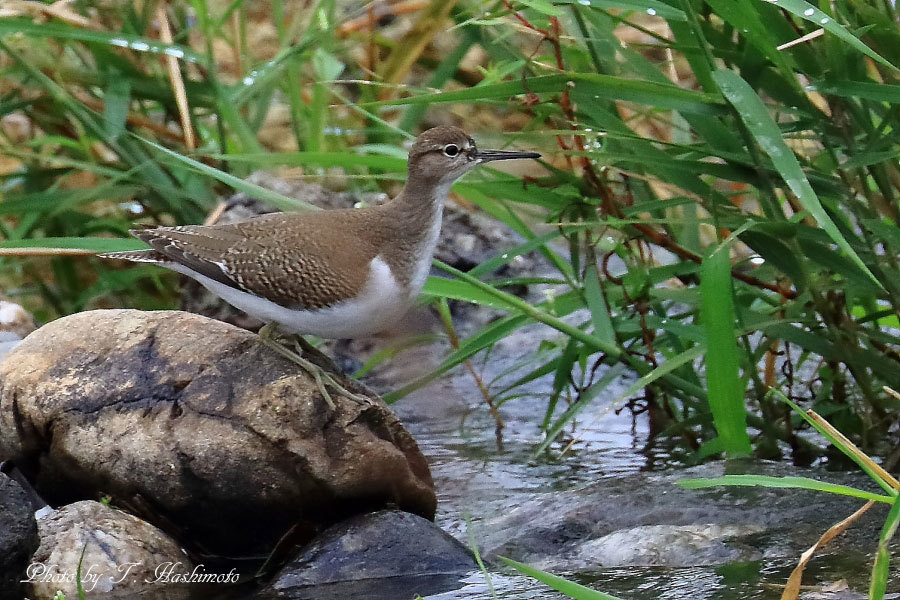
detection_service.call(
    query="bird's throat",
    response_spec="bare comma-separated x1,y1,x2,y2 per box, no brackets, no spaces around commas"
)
378,182,448,294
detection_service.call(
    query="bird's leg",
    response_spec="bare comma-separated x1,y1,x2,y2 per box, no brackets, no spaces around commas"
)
290,337,370,405
257,324,368,407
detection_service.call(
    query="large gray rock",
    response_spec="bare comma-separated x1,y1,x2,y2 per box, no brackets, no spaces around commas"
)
0,310,436,556
272,509,475,599
573,523,763,567
26,501,193,599
0,471,39,594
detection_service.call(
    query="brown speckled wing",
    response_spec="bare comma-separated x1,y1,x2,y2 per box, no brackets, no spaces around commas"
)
131,211,382,310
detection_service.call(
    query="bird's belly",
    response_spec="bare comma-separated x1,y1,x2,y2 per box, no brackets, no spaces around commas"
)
169,257,408,339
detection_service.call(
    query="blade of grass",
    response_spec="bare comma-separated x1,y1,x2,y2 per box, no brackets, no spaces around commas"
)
700,243,751,457
0,237,146,252
584,265,616,346
498,557,625,600
138,138,317,212
870,494,900,600
533,363,628,456
782,501,875,600
774,390,899,495
558,0,685,21
678,475,893,503
212,152,406,171
712,68,881,288
0,18,204,63
773,0,897,70
359,73,725,115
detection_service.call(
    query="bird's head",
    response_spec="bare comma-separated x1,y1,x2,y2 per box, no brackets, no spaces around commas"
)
406,126,540,189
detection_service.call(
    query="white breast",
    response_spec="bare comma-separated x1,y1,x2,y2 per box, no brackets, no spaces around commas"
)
167,256,406,339
406,203,443,301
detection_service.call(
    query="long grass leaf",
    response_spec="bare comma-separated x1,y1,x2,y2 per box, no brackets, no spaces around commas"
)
138,139,316,212
776,392,899,495
210,152,406,171
533,363,628,456
712,69,880,288
772,0,897,70
0,237,145,252
700,244,751,457
561,0,685,20
870,494,900,600
614,345,704,404
678,475,893,503
360,73,724,115
498,557,625,600
0,18,204,63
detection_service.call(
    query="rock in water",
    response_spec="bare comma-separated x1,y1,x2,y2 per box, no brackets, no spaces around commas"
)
0,310,435,556
0,471,39,594
27,501,193,599
272,509,475,598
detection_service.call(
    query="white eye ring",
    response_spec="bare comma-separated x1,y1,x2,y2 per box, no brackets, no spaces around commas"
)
443,144,460,157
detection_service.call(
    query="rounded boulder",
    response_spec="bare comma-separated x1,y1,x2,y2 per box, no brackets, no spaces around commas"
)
0,310,435,556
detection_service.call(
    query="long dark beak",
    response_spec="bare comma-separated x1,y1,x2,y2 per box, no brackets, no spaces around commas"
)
474,149,541,163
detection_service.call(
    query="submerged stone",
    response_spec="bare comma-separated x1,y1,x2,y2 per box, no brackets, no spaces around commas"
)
271,509,476,599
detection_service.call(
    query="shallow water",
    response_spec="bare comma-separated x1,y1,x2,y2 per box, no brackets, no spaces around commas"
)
384,328,893,600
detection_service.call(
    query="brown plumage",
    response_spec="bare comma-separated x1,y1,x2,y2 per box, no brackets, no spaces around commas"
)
100,126,539,333
121,209,388,310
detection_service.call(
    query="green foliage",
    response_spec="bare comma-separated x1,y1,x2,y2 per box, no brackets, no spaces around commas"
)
679,393,900,598
1,0,899,461
500,556,625,600
700,242,751,457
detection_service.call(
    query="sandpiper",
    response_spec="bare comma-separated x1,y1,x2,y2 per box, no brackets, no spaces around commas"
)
100,126,540,406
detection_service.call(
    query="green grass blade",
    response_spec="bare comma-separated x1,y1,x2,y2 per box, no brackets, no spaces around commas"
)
382,313,531,402
704,0,794,76
498,557,625,600
870,494,900,600
776,391,898,495
559,0,686,20
700,243,751,458
359,73,724,115
103,76,131,139
0,18,204,63
139,139,317,212
614,345,705,404
433,260,621,358
678,475,894,503
772,0,897,70
467,227,574,278
0,237,145,252
807,80,900,103
584,265,616,346
423,276,522,310
712,68,881,288
212,152,407,171
533,363,628,456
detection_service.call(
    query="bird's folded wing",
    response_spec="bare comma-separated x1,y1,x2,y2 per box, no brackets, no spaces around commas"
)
130,219,375,310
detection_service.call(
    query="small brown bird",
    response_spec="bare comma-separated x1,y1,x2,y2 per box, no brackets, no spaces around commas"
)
101,127,540,405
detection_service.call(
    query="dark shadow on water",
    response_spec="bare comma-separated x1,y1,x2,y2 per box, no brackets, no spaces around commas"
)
262,574,469,600
156,574,468,600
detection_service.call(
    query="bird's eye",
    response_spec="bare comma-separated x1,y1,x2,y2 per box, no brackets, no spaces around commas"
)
443,144,460,157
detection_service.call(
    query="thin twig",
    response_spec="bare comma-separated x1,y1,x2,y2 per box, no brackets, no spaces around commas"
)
156,2,195,149
777,28,824,51
336,0,429,37
437,300,505,450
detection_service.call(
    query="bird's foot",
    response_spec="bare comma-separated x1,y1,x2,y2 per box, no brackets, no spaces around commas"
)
257,324,369,408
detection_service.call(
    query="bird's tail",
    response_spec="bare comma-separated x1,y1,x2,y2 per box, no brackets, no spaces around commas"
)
97,249,168,263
